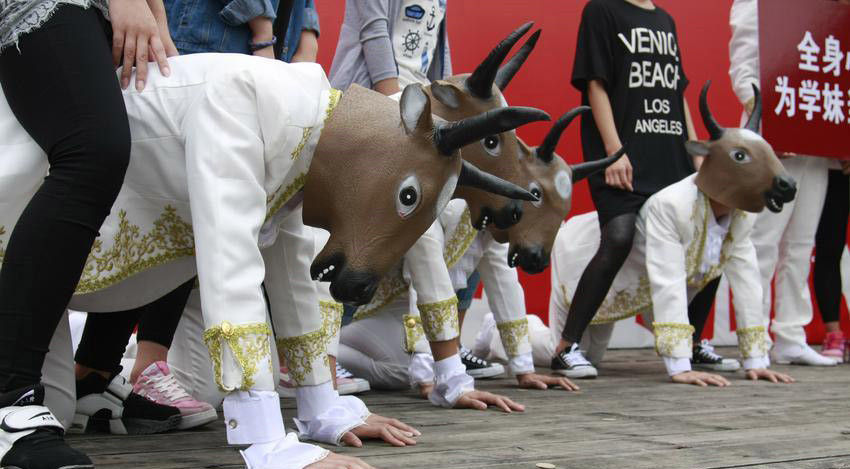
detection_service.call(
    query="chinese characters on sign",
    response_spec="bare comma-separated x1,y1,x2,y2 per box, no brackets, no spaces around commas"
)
759,0,850,158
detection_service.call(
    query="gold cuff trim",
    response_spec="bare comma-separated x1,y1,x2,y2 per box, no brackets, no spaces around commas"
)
276,329,328,386
419,296,459,341
497,318,530,357
320,300,343,342
402,314,425,354
203,321,272,391
736,326,768,358
652,322,695,357
443,207,477,268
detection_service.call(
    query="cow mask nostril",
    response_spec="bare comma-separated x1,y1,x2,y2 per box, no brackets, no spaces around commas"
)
517,246,547,274
773,175,797,201
328,269,380,306
492,200,523,229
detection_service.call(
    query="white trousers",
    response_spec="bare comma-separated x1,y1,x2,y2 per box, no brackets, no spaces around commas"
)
337,307,411,391
750,156,828,349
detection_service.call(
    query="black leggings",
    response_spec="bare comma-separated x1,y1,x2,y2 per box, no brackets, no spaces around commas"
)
75,279,195,375
814,169,849,324
0,6,130,392
561,213,637,343
688,277,721,342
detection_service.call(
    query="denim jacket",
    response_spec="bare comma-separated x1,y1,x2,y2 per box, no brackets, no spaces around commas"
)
165,0,319,62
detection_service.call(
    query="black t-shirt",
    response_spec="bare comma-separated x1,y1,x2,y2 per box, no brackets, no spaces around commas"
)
571,0,694,197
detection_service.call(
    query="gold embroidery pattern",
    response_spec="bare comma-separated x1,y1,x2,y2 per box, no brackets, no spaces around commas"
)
736,326,768,358
685,192,746,291
497,318,529,357
265,173,307,222
443,208,477,268
291,127,312,160
352,268,408,321
419,296,459,341
76,207,195,294
203,321,272,391
320,300,343,343
561,275,652,326
652,322,695,357
402,314,425,353
276,329,328,386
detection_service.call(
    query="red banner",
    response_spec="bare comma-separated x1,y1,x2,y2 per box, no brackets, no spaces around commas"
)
759,0,850,158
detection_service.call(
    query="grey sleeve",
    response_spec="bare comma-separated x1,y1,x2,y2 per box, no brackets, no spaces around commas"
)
354,0,398,84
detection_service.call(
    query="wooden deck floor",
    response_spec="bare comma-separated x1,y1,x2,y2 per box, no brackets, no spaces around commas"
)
69,348,850,469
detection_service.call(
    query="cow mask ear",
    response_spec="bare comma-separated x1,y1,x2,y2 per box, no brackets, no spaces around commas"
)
430,81,462,109
400,83,433,136
685,140,710,157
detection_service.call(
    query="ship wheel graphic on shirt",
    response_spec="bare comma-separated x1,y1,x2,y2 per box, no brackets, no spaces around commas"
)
402,30,421,53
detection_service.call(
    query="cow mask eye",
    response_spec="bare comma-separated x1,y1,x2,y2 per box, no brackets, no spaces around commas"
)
529,182,543,208
729,149,751,164
481,135,501,156
396,175,421,218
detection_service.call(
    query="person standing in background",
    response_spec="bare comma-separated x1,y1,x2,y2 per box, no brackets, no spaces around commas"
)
729,0,839,367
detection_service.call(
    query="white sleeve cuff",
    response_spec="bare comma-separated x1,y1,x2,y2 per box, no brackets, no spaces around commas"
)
428,353,475,408
663,356,692,377
223,390,286,445
408,352,435,387
240,433,329,469
293,381,368,445
743,355,770,371
508,353,534,376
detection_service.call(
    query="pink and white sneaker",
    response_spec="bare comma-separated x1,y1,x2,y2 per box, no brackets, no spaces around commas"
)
278,367,296,399
133,362,218,430
821,331,846,363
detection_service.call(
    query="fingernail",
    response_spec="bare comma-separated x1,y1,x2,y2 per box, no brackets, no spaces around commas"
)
122,77,129,89
136,79,144,91
162,65,171,77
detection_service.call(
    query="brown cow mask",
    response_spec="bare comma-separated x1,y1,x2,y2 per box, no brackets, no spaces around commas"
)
303,84,544,305
490,107,625,273
427,22,546,231
687,82,796,213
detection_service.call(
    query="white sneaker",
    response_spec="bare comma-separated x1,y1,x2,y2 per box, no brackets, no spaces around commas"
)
692,339,741,372
336,363,371,395
551,343,598,379
771,344,838,366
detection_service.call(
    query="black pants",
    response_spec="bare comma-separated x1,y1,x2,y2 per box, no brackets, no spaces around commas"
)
814,169,849,324
0,6,130,393
688,277,721,342
75,279,195,375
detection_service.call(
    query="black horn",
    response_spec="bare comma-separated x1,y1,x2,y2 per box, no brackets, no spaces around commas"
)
536,106,590,164
458,160,538,201
466,22,534,99
495,29,541,91
570,147,627,182
699,81,725,140
744,83,762,133
434,106,550,156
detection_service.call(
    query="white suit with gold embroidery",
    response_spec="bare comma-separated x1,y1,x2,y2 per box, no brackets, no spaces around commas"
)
549,175,769,375
0,53,340,468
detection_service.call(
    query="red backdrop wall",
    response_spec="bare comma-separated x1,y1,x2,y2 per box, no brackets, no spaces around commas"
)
312,1,845,341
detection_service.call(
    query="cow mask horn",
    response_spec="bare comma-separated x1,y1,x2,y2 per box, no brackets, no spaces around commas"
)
535,105,626,181
494,29,541,91
466,21,534,99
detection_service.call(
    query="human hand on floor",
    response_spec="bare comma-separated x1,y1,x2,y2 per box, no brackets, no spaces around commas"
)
671,370,731,387
516,373,580,391
341,414,421,447
745,368,795,383
455,391,525,413
306,452,376,469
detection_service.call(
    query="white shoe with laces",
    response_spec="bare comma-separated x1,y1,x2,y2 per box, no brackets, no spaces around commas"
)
771,343,838,366
335,363,371,395
133,361,217,430
551,343,597,379
692,339,741,371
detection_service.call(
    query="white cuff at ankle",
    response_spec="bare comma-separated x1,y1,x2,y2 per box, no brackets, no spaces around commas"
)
408,353,435,387
663,356,691,377
294,381,369,445
743,355,769,371
223,390,285,445
428,354,474,408
240,433,329,469
294,380,337,421
508,353,534,376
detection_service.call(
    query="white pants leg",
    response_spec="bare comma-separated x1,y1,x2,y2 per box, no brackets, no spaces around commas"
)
40,310,76,428
337,310,410,390
751,156,828,350
168,289,226,408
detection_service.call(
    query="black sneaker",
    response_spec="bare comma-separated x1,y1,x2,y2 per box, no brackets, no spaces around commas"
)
71,373,181,435
550,343,597,379
0,384,94,469
459,346,504,378
692,339,741,371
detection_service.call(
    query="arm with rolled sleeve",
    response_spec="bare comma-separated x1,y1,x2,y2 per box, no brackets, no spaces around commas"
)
352,0,398,85
303,0,321,34
477,240,533,375
643,198,694,376
722,219,770,370
728,0,759,110
219,0,277,26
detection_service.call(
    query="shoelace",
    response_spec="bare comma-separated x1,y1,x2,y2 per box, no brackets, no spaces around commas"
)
460,347,488,366
696,339,723,361
148,372,191,403
336,363,354,379
562,346,591,367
